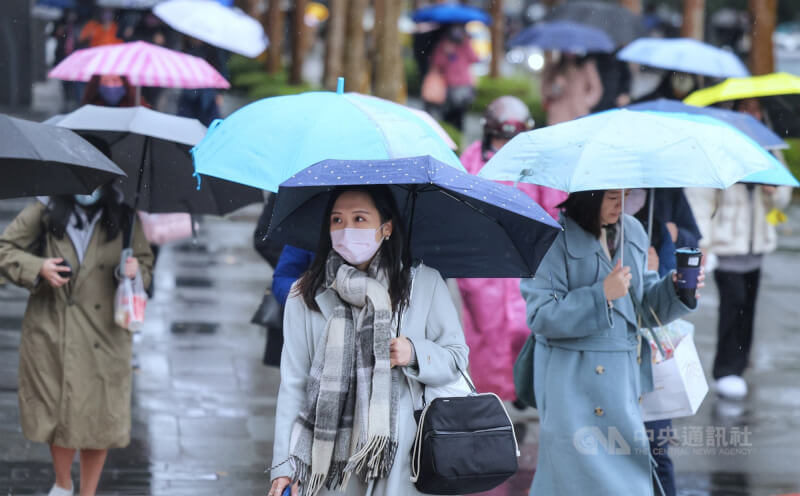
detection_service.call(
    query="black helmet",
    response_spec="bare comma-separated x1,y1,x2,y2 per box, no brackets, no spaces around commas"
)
481,96,534,160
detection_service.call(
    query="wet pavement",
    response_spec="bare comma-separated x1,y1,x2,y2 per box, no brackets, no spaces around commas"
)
2,82,800,495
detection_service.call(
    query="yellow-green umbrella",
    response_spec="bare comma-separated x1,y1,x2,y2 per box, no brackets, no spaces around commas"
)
684,73,800,137
684,72,800,106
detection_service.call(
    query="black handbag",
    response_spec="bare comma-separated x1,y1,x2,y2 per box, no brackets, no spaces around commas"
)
251,289,284,367
512,334,536,408
410,371,519,495
251,288,283,329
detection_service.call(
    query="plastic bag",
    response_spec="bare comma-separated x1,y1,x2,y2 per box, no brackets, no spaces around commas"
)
114,270,147,332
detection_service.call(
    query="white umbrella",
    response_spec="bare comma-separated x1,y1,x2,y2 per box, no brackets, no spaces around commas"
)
154,0,268,58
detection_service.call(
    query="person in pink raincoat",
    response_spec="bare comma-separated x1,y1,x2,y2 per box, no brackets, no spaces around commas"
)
458,96,567,402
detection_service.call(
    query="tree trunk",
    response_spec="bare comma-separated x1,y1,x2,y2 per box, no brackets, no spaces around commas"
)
343,0,369,92
263,0,283,73
748,0,777,75
323,0,347,90
681,0,705,40
618,0,642,15
289,0,308,85
489,0,504,78
373,0,404,101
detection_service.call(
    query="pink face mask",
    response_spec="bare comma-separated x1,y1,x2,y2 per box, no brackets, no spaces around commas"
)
331,224,385,266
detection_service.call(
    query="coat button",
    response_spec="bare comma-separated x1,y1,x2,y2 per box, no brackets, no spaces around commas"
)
594,407,604,417
13,262,19,268
595,365,605,375
94,342,100,349
99,264,105,270
95,304,101,310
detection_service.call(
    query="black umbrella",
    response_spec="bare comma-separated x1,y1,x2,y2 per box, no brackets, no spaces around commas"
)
267,156,562,279
1,114,126,199
47,105,263,215
545,1,644,47
762,95,800,138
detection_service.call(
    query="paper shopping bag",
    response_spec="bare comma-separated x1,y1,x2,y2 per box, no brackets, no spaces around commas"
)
641,320,708,422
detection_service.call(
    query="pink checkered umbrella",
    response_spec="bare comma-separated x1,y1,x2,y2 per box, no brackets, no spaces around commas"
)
48,41,230,89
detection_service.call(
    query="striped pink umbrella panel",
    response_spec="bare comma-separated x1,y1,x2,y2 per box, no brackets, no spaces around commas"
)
48,41,230,89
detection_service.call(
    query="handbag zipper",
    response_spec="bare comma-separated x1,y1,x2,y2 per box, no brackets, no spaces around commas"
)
426,425,512,438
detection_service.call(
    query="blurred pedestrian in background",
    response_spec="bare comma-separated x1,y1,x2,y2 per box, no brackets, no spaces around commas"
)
636,71,699,103
269,186,468,496
79,8,122,48
521,189,700,495
686,98,790,401
81,74,139,108
53,10,82,111
426,24,479,131
592,52,633,111
687,97,790,401
541,53,603,125
178,37,226,126
0,178,153,496
457,96,565,404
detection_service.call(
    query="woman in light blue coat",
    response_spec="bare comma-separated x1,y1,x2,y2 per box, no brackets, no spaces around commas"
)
521,190,702,495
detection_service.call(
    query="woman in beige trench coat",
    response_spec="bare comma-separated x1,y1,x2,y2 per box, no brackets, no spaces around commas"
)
0,185,153,496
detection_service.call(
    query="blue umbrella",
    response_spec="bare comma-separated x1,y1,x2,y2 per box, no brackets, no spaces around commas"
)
411,4,491,25
625,99,787,150
617,37,749,79
478,109,775,192
510,21,615,53
192,79,463,192
267,156,561,278
36,0,76,8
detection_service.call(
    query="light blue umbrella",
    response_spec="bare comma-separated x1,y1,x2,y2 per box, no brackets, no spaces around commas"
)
625,98,787,150
478,109,775,192
742,161,799,186
640,111,798,187
617,38,749,79
191,78,463,192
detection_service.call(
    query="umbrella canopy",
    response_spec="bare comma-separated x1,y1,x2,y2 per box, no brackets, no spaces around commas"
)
192,81,464,193
683,73,800,138
742,161,799,187
545,1,644,47
1,114,126,199
509,20,615,53
410,4,491,25
48,41,230,89
267,156,561,278
617,38,749,79
625,98,787,150
51,105,261,214
478,109,774,192
154,0,269,58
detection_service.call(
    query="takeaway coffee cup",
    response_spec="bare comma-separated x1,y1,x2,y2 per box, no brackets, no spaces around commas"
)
675,247,702,307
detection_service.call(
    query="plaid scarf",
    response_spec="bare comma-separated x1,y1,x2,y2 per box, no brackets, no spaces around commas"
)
289,252,400,495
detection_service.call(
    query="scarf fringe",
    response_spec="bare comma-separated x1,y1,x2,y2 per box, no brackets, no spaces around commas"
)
345,436,398,481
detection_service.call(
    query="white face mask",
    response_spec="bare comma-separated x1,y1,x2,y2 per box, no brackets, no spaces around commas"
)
624,188,647,215
331,224,386,266
74,188,103,207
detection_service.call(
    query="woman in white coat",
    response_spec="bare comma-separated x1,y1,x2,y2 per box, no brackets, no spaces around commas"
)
269,186,469,496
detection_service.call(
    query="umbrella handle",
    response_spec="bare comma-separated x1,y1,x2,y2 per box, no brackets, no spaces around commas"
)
118,247,134,280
